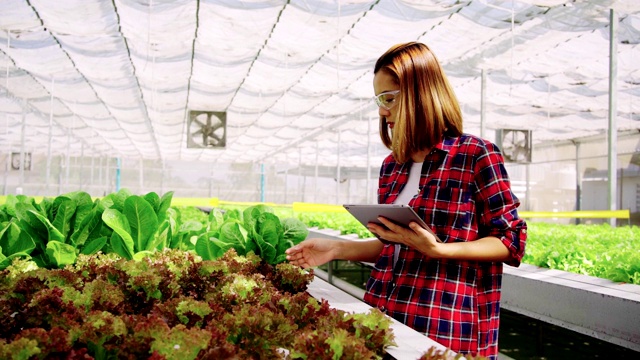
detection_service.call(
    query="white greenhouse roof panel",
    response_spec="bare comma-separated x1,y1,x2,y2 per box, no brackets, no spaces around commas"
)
0,0,638,165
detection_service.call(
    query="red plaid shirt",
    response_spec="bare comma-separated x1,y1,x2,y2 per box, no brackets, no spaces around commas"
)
363,134,527,359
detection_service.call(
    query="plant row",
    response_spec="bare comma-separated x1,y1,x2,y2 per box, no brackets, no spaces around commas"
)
0,249,397,359
293,212,640,285
0,190,308,271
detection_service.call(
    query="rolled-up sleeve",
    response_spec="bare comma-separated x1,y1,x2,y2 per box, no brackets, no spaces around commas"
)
474,142,527,267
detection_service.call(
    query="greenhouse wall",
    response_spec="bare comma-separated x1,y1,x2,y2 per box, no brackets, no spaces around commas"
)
2,131,639,224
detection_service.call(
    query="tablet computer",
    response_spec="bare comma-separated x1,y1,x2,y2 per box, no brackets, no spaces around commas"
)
343,204,442,242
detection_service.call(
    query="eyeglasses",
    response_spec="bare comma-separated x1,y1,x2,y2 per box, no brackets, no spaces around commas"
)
373,90,400,110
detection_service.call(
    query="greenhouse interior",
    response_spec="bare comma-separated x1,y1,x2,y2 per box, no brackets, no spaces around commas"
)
1,0,639,359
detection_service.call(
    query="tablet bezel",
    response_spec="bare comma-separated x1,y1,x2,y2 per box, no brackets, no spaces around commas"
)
342,204,442,242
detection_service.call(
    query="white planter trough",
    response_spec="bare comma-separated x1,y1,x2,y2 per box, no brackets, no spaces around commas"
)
307,228,640,353
307,275,449,360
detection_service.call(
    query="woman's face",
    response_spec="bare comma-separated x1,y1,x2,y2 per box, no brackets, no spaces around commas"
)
373,70,400,129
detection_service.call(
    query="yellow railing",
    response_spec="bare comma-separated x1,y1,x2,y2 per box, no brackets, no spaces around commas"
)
0,195,46,204
218,200,290,208
292,202,347,213
171,197,220,208
0,195,630,221
290,203,631,220
0,195,222,208
518,210,630,219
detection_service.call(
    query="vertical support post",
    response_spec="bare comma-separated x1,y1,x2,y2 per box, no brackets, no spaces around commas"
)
19,99,26,191
480,69,486,139
98,156,103,194
525,164,531,211
209,168,213,198
260,163,265,202
607,8,618,227
3,115,7,195
139,158,144,193
298,148,302,202
302,170,307,206
58,157,63,195
105,157,110,194
65,129,71,193
5,31,9,91
575,141,582,225
336,131,341,205
367,115,372,204
160,160,164,196
46,78,54,194
58,155,64,195
79,143,84,191
90,156,94,193
284,167,288,204
3,154,9,195
115,158,121,192
314,142,319,203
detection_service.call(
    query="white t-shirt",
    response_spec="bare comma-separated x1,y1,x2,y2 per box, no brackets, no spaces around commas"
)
392,162,422,266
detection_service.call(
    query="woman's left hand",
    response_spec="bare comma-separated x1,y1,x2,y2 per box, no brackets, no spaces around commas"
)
367,217,442,258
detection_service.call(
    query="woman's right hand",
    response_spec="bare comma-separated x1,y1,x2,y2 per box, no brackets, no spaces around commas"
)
285,238,337,269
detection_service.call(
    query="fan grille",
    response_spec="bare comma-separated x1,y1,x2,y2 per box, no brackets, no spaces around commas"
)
186,111,227,149
495,129,532,163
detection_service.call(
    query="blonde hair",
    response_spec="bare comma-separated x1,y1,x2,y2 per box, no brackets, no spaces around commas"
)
375,42,463,163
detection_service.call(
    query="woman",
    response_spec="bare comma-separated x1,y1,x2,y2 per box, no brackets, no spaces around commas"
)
286,42,527,359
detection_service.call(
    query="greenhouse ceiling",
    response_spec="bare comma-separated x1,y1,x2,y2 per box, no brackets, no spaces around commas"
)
0,0,639,168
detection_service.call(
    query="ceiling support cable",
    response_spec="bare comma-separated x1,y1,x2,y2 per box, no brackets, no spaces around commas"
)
27,0,143,158
232,0,379,154
225,0,291,147
0,41,100,157
2,19,99,157
0,82,99,157
228,1,291,109
417,1,471,40
254,97,373,163
25,0,146,158
110,0,162,160
247,1,381,162
180,0,200,161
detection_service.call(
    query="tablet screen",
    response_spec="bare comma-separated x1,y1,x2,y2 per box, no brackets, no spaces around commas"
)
343,204,442,242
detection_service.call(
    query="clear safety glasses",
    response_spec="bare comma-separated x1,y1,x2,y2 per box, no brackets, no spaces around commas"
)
373,90,400,110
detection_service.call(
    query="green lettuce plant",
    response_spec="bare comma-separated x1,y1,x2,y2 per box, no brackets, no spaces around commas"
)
1,190,308,270
195,204,308,265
